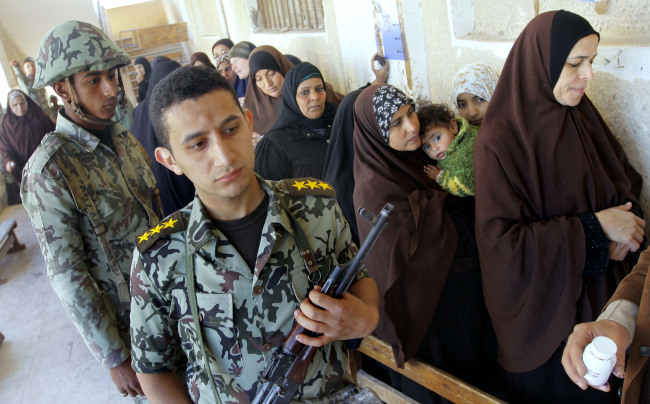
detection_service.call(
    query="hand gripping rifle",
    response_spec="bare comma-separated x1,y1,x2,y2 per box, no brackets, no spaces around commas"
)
252,203,394,404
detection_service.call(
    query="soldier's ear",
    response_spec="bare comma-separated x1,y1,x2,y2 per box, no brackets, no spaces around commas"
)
155,146,183,176
53,81,71,102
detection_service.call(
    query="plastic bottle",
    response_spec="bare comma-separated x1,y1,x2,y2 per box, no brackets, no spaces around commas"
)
582,336,617,386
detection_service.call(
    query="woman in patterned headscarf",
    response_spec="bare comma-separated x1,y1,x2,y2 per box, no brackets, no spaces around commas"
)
353,84,500,403
451,63,500,127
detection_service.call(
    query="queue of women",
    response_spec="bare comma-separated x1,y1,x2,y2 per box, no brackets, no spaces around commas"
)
1,8,646,403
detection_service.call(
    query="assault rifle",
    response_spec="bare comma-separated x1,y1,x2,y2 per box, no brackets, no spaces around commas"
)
252,203,394,404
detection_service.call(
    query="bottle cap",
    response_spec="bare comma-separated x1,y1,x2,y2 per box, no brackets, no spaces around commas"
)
591,336,617,360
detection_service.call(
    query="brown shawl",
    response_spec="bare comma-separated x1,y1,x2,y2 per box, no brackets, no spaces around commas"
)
244,46,295,135
474,10,642,372
352,84,458,366
0,90,54,182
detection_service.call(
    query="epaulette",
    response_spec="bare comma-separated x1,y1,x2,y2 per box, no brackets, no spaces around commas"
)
136,211,187,253
279,177,336,198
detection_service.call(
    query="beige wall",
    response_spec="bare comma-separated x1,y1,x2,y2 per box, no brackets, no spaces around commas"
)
107,0,169,39
423,0,650,216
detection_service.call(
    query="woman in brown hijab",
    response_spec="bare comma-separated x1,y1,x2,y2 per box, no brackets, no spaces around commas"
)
474,10,644,404
353,84,499,403
0,89,54,183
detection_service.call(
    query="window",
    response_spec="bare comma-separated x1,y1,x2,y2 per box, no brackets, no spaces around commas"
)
249,0,325,32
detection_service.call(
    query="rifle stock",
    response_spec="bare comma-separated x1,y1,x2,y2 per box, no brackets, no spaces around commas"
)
252,204,393,404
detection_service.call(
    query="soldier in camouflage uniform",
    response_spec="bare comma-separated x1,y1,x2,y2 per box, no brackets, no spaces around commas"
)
21,21,161,400
10,57,55,122
129,66,380,403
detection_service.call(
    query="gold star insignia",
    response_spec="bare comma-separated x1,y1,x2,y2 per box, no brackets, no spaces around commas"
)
138,231,150,244
163,217,178,228
149,224,164,234
292,181,307,191
306,180,320,190
317,182,332,190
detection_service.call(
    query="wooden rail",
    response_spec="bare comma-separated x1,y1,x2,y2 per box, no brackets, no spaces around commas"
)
354,335,506,404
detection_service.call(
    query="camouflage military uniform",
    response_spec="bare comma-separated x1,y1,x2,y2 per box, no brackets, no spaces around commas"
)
11,64,54,121
21,110,160,369
131,178,368,403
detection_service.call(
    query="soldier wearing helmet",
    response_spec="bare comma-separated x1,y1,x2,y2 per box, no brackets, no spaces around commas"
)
21,21,164,401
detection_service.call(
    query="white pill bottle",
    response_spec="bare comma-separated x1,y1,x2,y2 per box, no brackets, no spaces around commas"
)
582,336,617,386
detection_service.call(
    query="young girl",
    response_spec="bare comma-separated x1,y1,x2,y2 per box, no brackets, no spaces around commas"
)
452,63,499,127
418,103,478,197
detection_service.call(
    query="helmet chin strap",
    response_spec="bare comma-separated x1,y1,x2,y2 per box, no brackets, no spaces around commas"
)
65,70,128,127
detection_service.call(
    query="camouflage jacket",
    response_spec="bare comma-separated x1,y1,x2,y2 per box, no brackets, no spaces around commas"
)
130,178,367,403
11,64,53,121
21,110,160,369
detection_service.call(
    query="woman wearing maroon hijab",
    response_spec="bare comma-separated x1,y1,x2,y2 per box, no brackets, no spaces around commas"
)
0,89,54,183
474,10,644,403
353,84,499,403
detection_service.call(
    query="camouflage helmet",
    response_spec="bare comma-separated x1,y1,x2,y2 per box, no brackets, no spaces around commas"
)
33,21,130,88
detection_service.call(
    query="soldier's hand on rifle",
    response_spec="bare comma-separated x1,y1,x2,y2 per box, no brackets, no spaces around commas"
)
294,278,379,347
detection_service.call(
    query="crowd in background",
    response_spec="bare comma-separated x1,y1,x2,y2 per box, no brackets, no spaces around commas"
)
2,9,649,404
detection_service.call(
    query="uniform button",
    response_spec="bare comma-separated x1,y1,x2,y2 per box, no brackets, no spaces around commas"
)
640,345,650,356
198,313,203,322
263,343,272,352
253,286,263,295
278,183,288,191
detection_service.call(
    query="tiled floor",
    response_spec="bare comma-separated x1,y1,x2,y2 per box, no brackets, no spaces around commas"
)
0,204,129,403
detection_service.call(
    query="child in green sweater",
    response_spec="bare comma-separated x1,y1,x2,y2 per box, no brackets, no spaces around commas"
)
418,103,478,197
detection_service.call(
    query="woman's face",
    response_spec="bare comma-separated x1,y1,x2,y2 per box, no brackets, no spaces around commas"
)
456,92,488,126
553,34,598,107
254,69,284,98
217,62,236,84
212,44,230,61
296,77,326,119
388,104,420,151
231,57,250,79
10,95,28,117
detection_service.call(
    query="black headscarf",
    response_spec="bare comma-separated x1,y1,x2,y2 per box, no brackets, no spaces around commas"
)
322,85,370,244
269,62,337,132
131,60,195,215
134,57,152,103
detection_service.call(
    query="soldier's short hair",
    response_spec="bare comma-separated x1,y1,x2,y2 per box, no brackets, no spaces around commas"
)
150,66,241,149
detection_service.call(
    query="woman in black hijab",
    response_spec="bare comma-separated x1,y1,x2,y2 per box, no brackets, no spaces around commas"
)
131,60,195,215
133,57,151,103
254,62,338,180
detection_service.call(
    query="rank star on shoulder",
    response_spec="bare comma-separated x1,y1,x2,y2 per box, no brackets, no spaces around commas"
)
292,180,307,191
317,181,332,190
306,180,320,190
149,224,164,234
138,231,151,244
163,217,178,228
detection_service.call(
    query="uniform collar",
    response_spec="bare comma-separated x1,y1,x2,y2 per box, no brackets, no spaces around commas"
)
55,110,127,152
184,176,294,255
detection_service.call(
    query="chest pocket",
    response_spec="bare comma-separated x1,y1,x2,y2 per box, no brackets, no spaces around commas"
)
170,289,244,377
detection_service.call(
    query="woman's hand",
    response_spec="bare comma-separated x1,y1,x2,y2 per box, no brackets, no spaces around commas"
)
424,164,441,181
609,242,630,261
595,202,645,252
